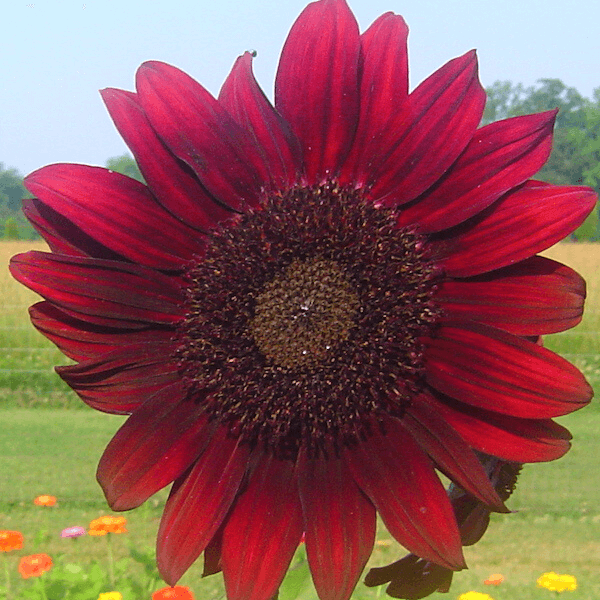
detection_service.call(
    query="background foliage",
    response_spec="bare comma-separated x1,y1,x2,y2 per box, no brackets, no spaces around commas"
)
2,78,599,240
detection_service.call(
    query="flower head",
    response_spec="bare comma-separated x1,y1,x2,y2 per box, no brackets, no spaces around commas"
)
458,593,495,600
537,572,577,592
34,494,57,506
18,554,53,578
61,526,87,538
0,530,24,552
10,1,596,600
98,592,123,600
88,516,127,536
152,586,195,600
484,574,504,586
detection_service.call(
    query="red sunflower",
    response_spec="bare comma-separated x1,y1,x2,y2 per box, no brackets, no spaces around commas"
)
10,1,596,600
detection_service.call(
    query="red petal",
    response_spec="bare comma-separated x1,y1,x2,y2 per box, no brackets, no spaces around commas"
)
222,454,303,600
101,87,234,230
29,301,172,362
10,251,184,327
437,181,598,277
346,418,465,570
56,342,180,415
136,61,266,210
297,447,376,600
403,400,506,511
219,52,302,189
24,164,201,270
423,322,592,419
437,255,586,335
397,110,557,232
23,198,113,259
157,427,249,586
275,0,360,183
428,392,573,462
367,51,485,205
340,12,409,185
96,382,209,510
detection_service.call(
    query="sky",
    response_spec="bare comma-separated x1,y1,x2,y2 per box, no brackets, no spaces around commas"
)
2,0,599,177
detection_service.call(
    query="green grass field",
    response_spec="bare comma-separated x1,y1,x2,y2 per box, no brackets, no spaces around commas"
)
1,240,599,599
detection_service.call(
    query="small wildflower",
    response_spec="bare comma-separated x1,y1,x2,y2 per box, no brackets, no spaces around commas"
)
61,526,87,538
152,586,195,600
484,574,504,585
0,530,24,552
98,592,123,600
33,494,57,506
88,516,127,536
537,572,577,592
18,554,53,578
458,592,495,600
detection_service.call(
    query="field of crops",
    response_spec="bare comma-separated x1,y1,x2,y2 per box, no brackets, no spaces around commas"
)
1,240,599,599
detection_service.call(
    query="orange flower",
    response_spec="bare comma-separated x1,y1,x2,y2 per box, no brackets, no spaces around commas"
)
484,574,504,585
34,494,57,506
88,516,127,536
152,586,195,600
0,530,24,552
18,554,53,578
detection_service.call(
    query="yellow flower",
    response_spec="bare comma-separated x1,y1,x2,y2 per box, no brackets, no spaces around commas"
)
537,572,577,592
458,593,495,600
88,516,127,536
98,593,123,600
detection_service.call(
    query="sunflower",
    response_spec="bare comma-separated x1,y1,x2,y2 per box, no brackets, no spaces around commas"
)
10,1,595,600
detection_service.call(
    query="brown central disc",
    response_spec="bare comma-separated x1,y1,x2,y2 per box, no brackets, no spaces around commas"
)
177,182,441,454
248,256,360,370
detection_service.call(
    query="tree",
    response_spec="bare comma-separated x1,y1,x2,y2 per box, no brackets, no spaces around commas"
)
105,154,144,182
483,80,600,240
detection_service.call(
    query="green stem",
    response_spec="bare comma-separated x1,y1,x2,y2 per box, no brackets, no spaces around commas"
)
35,576,48,600
2,553,11,600
107,533,115,588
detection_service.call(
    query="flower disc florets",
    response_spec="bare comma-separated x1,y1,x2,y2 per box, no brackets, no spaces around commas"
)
177,183,441,455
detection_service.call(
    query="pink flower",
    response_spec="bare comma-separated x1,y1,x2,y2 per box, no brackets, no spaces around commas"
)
61,526,86,538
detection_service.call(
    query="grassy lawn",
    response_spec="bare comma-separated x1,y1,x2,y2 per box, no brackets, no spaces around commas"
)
1,408,599,599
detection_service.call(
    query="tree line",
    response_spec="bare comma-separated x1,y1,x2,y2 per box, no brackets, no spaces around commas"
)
2,77,599,240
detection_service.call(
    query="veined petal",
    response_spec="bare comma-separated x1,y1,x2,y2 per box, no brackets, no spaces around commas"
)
157,428,250,586
437,255,586,335
101,87,234,230
423,322,592,419
367,51,486,205
219,52,302,188
437,181,598,277
430,393,573,462
24,164,202,270
23,198,119,259
340,12,409,184
29,301,172,362
56,342,180,416
97,381,210,509
10,252,184,327
275,0,361,183
346,417,465,570
397,110,557,232
222,454,304,600
136,60,267,211
403,399,506,511
298,447,376,600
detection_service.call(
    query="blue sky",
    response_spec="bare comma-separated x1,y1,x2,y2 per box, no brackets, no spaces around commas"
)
2,0,599,176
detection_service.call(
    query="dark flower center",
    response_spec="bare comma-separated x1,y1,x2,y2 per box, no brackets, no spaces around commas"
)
248,256,360,370
177,183,441,456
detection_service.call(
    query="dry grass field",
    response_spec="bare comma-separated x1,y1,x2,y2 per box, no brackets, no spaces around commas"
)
1,239,599,598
